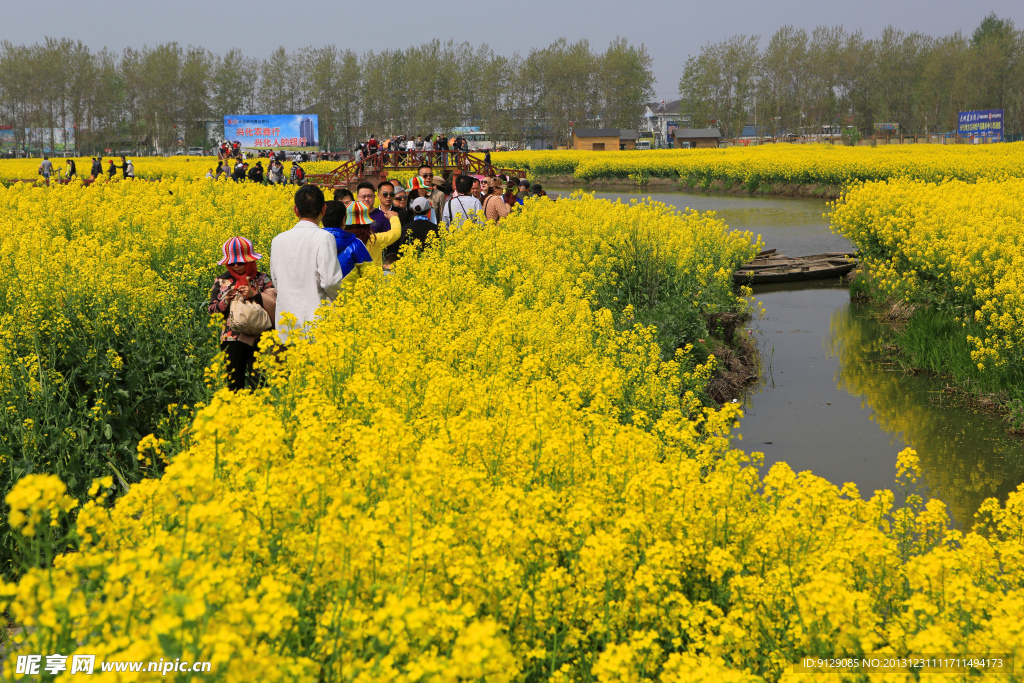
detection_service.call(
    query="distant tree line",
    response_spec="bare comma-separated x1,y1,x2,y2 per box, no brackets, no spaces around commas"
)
0,37,654,154
679,14,1024,139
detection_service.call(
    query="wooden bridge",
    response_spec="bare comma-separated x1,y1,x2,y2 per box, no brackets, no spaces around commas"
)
304,150,526,189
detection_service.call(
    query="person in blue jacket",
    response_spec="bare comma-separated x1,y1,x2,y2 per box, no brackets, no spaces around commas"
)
321,200,373,293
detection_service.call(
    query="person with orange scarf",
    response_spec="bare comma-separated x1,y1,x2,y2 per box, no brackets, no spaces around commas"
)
207,236,277,390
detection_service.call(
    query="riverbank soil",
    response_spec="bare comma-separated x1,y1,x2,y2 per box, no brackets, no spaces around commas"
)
530,174,843,199
704,312,760,403
689,178,843,199
706,335,759,403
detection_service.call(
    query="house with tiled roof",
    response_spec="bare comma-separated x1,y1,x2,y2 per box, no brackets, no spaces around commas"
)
572,128,642,151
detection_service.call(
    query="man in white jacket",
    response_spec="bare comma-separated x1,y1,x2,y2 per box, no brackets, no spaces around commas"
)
270,185,344,344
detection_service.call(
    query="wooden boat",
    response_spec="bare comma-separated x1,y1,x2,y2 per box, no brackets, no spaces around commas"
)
733,251,858,285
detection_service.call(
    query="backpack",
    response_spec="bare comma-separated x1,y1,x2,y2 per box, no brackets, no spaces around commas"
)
296,166,305,180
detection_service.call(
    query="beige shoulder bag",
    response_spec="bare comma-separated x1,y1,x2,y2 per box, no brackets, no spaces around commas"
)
228,290,272,335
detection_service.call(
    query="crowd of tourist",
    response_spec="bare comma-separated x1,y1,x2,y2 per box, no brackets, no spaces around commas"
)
36,155,135,185
355,133,471,156
208,132,490,182
208,168,547,390
208,156,304,185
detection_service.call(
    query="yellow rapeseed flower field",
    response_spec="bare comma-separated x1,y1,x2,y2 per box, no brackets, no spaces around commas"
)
0,156,225,183
832,177,1024,372
0,177,298,571
7,143,1024,190
0,157,413,192
0,173,1022,681
495,143,1024,186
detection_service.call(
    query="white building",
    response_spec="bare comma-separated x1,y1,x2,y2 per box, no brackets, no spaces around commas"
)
640,100,691,149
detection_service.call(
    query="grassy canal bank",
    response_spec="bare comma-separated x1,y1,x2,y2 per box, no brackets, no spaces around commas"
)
834,177,1024,433
848,273,1024,432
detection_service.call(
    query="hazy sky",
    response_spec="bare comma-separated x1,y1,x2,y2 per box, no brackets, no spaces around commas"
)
6,0,1023,99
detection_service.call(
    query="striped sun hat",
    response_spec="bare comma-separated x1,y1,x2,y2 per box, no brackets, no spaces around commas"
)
218,236,262,265
347,201,372,225
408,176,429,191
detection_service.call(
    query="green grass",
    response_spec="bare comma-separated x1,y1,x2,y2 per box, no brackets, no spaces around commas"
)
891,307,1024,400
848,272,869,301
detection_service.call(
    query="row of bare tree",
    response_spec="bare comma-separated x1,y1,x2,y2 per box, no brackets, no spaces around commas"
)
0,37,654,154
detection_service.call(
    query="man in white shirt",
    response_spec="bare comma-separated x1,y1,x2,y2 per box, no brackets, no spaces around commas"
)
270,186,345,344
440,174,483,226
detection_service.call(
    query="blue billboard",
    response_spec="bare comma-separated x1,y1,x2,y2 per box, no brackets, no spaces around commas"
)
223,115,319,150
958,109,1003,141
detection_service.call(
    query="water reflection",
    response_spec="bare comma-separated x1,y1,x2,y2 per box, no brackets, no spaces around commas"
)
550,186,1024,526
738,285,914,502
829,303,1024,527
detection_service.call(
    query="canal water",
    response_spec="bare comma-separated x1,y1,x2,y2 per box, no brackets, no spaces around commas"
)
552,186,1024,527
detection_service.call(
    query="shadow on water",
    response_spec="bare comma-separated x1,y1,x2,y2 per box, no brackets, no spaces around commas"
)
557,186,1024,527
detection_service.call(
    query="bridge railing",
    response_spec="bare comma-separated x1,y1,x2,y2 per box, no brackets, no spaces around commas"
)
305,150,525,188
